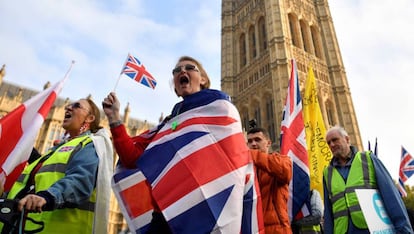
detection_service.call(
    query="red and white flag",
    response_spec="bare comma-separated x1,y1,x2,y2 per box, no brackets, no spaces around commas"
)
0,63,72,191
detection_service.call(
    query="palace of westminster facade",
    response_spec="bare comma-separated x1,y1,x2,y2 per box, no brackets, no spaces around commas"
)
0,0,362,232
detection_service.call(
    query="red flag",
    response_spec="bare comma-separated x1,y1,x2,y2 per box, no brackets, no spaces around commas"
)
0,64,71,190
279,59,310,220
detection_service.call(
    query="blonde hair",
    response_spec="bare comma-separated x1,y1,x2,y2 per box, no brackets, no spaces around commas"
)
85,98,102,133
175,55,211,89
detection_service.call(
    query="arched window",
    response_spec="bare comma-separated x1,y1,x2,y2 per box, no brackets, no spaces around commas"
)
239,33,247,67
241,108,250,131
249,25,257,59
288,13,301,48
258,17,267,52
311,25,323,58
268,121,276,145
300,19,313,54
266,98,274,123
325,100,335,127
254,105,261,127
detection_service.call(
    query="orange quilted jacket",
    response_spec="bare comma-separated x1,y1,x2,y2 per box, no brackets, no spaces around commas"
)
250,149,293,234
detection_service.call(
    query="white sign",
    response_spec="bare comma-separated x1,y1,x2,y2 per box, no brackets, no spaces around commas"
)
355,189,395,234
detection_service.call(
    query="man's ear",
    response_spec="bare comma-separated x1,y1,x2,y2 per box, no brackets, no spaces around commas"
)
267,139,272,149
345,135,350,144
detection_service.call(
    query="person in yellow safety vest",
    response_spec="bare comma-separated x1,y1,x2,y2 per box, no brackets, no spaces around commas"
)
1,98,113,234
291,189,323,234
323,125,413,234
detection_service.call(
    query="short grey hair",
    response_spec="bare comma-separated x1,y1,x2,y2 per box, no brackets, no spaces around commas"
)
326,125,348,137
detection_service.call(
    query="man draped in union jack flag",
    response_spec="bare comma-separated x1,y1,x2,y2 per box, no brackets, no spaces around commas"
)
121,53,157,89
103,56,264,233
399,146,414,197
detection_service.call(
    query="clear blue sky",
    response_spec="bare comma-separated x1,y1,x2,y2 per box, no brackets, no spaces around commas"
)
1,0,413,184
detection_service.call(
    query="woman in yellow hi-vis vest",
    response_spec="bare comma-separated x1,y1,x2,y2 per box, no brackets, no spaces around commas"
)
1,98,113,234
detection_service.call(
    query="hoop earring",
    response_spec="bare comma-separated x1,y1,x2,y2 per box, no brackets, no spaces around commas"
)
79,122,90,135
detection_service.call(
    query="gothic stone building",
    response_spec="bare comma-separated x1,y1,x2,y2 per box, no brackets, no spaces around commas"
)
221,0,362,150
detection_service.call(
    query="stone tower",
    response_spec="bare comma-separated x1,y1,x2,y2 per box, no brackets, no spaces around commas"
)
221,0,362,149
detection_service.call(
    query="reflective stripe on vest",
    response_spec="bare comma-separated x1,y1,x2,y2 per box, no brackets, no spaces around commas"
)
323,151,377,233
300,224,322,234
8,135,96,234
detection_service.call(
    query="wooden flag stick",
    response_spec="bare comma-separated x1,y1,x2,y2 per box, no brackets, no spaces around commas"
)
63,60,76,80
113,73,122,92
113,53,130,92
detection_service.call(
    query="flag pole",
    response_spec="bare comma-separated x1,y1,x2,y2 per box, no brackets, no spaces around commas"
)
63,60,76,81
113,53,130,92
113,74,122,92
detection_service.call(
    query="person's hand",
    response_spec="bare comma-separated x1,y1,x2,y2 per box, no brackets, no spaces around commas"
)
18,194,47,213
102,92,121,123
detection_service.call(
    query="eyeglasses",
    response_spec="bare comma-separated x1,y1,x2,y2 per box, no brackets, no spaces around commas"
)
172,64,199,75
65,102,90,113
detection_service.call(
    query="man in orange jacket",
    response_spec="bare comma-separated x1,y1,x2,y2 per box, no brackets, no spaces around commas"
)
247,127,292,234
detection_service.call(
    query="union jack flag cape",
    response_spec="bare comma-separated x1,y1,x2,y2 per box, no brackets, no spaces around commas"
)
121,53,157,89
398,146,414,197
280,59,310,220
112,89,264,233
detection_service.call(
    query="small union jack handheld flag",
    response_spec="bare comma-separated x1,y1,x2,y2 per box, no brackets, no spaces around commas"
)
398,146,414,197
118,53,157,90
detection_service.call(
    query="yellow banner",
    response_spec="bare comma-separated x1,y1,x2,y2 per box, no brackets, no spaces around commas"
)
303,66,332,200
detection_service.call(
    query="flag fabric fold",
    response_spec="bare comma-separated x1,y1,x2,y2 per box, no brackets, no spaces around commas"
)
398,146,414,197
112,159,157,233
302,66,332,200
121,53,157,89
280,59,310,221
112,89,264,233
0,72,69,191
